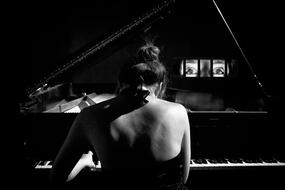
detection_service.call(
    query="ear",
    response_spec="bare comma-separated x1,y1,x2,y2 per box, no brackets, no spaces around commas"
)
155,82,163,97
159,82,163,92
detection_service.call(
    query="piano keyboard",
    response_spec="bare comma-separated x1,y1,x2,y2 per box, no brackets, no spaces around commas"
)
33,157,285,171
34,160,53,169
190,158,285,170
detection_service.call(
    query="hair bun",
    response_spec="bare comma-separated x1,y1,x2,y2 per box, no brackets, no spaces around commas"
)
137,42,160,62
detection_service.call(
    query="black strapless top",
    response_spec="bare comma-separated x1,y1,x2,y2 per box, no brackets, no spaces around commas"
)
102,152,186,190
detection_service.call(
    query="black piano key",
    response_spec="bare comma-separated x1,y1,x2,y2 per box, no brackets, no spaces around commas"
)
48,161,53,166
192,158,208,164
227,158,243,163
262,157,278,163
210,158,228,164
243,157,263,163
38,160,45,165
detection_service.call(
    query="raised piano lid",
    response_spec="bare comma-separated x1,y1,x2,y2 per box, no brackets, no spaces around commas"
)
23,0,176,100
20,0,177,113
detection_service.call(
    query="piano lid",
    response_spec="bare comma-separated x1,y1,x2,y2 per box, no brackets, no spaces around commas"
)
24,0,176,99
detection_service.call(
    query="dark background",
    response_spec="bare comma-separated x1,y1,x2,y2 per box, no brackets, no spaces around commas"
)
17,0,285,110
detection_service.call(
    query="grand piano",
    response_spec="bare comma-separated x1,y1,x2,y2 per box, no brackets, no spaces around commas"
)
21,0,285,189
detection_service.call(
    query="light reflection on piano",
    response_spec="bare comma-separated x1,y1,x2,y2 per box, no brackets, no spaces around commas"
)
44,92,115,113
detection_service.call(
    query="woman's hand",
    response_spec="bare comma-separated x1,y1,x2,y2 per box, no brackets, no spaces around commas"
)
66,151,96,182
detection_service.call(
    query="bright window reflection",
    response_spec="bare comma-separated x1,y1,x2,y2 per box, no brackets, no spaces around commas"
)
213,59,225,77
185,59,198,77
200,59,211,77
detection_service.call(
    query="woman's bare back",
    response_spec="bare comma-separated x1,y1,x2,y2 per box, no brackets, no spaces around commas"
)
87,95,188,170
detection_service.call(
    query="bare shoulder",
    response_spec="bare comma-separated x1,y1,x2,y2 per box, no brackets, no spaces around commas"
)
154,98,188,117
151,99,190,134
158,98,187,109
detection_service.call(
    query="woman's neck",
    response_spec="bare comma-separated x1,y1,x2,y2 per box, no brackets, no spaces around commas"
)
141,86,157,98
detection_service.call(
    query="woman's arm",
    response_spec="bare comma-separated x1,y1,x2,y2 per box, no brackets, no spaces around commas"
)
180,106,191,184
49,111,90,185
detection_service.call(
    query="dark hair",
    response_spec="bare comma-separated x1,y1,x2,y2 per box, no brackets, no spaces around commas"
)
137,41,160,63
117,42,168,99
